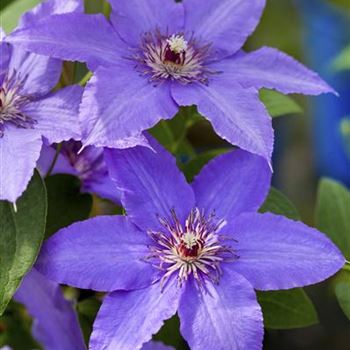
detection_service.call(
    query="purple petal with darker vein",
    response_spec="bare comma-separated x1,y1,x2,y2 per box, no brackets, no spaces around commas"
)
183,0,266,60
19,0,83,28
178,269,263,350
171,79,274,164
214,47,336,95
80,63,178,148
7,13,127,69
192,149,271,220
8,46,61,97
89,277,181,350
36,215,156,292
109,0,184,47
104,135,195,232
225,212,345,290
24,85,82,144
0,127,42,203
14,268,86,350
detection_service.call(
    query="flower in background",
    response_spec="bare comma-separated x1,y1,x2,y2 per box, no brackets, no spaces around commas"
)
38,142,120,204
7,0,335,164
0,0,83,203
14,268,86,350
12,268,169,350
36,136,344,350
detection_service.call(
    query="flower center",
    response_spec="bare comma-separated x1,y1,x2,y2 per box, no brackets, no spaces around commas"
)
146,208,237,289
0,72,35,137
133,30,214,84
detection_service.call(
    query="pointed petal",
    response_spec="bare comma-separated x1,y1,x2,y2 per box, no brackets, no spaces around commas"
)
215,47,336,95
36,216,155,292
14,269,86,350
227,212,345,290
19,0,83,28
184,0,266,59
171,80,274,164
141,341,175,350
110,0,184,46
192,149,271,220
80,64,178,148
104,135,195,231
178,270,263,350
24,85,83,144
90,278,181,350
7,13,126,68
8,46,61,96
0,127,42,203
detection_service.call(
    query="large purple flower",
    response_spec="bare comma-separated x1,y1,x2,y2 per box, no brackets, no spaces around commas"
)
7,0,334,163
36,137,344,350
38,142,121,204
0,0,83,203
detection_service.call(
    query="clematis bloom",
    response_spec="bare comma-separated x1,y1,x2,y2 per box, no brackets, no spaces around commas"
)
38,142,120,204
36,137,344,350
7,0,335,163
0,0,83,203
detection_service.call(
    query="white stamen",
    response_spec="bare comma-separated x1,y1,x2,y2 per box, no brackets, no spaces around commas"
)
166,34,188,54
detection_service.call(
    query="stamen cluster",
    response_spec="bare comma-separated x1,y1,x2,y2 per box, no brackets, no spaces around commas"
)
147,208,237,288
134,30,212,84
0,71,35,137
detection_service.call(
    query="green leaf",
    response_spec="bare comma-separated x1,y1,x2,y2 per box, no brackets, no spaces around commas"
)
260,187,300,220
315,178,350,259
334,269,350,320
182,148,231,182
0,171,47,315
333,45,350,71
257,289,318,329
260,89,302,118
45,175,92,237
78,297,101,344
0,0,40,33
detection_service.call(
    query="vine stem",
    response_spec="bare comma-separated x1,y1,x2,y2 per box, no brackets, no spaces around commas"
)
46,144,63,177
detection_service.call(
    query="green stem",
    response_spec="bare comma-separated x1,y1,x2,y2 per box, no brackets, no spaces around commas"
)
343,261,350,273
79,71,93,86
46,144,63,177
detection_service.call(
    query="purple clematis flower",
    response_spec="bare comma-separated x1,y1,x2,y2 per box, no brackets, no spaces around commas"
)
7,0,335,163
36,136,344,350
0,0,83,203
37,142,121,204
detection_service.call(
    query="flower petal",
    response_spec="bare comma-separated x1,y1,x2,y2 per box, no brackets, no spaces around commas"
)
36,216,155,292
7,13,126,69
24,85,83,144
227,212,345,290
215,47,336,95
109,0,184,46
184,0,266,60
90,277,181,350
171,79,274,164
141,341,175,350
19,0,83,28
80,63,178,148
104,135,195,231
192,149,271,220
8,46,61,96
178,270,263,350
0,127,42,203
14,268,86,350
